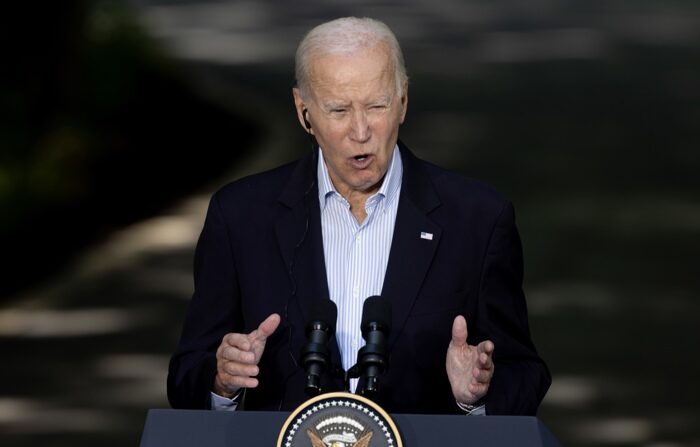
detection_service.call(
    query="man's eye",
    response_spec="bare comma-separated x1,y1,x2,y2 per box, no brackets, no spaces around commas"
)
331,108,347,113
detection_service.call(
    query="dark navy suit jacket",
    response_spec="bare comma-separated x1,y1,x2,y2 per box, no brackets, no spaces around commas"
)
167,143,550,415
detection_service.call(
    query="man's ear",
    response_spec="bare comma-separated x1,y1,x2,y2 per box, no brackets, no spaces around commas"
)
399,83,409,124
292,88,313,134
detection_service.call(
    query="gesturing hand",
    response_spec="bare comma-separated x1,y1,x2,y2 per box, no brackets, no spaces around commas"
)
213,313,281,398
445,315,495,406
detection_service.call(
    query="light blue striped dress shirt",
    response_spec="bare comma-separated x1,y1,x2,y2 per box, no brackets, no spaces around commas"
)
317,145,402,392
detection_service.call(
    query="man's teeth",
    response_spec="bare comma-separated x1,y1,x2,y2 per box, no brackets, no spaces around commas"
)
354,155,367,161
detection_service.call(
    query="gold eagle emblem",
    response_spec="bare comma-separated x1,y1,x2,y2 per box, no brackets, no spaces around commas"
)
306,428,373,447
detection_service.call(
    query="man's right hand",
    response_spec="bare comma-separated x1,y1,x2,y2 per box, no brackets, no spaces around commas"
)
213,313,281,398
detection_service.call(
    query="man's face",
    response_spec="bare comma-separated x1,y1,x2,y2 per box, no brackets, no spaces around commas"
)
293,45,408,199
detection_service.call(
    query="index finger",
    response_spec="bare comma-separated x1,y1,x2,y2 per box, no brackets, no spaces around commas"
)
477,341,495,369
477,340,494,355
223,333,252,352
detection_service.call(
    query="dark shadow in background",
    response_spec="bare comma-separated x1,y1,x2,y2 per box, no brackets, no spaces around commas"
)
1,1,259,298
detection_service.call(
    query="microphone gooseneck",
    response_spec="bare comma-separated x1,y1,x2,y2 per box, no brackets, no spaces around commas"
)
301,299,337,396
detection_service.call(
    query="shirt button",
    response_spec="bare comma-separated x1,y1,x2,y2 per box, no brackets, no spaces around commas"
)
355,234,361,241
351,340,358,349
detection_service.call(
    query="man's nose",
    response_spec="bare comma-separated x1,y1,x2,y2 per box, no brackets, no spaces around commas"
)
349,110,370,142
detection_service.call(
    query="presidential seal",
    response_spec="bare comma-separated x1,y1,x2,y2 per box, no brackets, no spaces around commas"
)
277,392,402,447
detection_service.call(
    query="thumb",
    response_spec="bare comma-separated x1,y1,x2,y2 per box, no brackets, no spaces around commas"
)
249,313,281,343
451,315,468,348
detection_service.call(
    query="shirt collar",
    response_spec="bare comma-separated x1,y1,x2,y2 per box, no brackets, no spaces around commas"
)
317,144,402,211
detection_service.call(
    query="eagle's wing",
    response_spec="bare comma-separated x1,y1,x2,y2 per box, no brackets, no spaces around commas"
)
306,429,326,447
355,431,374,447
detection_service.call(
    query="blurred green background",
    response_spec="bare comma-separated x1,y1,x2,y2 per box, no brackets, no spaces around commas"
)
1,1,699,446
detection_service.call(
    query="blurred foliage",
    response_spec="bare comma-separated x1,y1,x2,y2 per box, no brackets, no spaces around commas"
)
1,0,259,297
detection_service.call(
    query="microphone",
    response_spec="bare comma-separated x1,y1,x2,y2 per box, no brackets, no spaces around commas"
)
301,299,337,396
356,296,391,398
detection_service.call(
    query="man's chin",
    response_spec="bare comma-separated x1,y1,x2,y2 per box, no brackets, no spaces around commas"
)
353,175,385,195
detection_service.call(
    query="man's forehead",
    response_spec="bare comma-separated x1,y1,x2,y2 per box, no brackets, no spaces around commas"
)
311,81,395,107
307,50,396,100
320,94,393,108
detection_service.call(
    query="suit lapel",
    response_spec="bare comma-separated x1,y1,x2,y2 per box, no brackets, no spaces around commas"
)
382,144,442,350
274,153,343,376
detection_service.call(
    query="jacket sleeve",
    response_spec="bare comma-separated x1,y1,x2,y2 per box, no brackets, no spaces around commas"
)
479,201,551,415
167,192,243,409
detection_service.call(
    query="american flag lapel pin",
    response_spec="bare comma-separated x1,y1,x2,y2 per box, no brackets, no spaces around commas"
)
420,231,433,241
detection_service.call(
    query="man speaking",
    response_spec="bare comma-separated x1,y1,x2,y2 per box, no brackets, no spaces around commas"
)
167,17,550,415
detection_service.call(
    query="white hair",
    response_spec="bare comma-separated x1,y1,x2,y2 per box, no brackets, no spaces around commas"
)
295,17,408,99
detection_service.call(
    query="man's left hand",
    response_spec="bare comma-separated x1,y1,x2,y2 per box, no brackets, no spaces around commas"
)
446,315,495,406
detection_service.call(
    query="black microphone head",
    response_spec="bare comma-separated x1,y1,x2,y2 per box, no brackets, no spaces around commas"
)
361,296,391,337
306,299,337,335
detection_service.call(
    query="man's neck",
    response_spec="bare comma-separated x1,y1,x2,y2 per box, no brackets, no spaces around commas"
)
342,187,379,224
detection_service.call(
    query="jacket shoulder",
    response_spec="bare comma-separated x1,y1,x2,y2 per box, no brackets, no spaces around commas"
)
212,159,299,206
420,160,511,214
